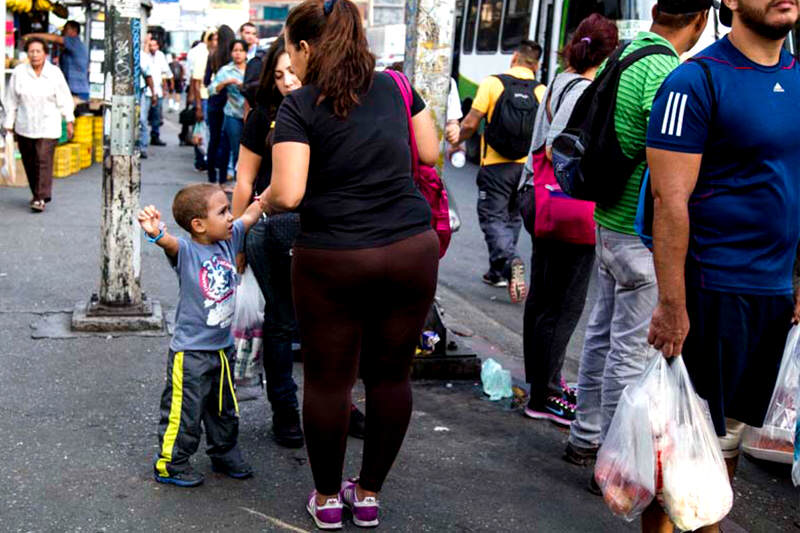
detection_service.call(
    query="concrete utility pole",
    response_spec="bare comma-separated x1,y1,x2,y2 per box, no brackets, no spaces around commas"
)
73,0,162,331
403,0,457,169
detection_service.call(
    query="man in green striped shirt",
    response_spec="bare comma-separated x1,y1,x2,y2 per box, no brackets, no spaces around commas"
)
565,0,711,471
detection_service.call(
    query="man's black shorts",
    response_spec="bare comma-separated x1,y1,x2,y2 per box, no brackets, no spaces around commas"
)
682,288,793,436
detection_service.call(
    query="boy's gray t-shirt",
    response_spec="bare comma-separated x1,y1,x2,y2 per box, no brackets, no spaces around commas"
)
169,219,245,352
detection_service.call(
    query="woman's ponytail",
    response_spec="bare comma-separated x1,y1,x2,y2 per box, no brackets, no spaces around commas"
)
286,0,375,118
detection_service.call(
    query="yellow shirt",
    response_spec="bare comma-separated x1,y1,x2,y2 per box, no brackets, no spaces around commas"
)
471,66,546,166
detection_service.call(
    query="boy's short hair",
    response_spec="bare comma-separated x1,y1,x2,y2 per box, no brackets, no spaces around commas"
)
172,183,222,233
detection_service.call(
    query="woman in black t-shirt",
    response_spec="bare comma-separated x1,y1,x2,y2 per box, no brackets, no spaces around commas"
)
259,0,440,528
232,38,305,449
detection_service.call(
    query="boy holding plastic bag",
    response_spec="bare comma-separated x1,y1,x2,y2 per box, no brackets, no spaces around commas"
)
644,0,800,529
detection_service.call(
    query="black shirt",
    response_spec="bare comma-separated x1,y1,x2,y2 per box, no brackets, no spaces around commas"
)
273,71,431,249
240,104,274,196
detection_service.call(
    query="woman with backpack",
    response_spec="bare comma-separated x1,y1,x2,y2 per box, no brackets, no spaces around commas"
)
258,0,440,527
521,14,618,427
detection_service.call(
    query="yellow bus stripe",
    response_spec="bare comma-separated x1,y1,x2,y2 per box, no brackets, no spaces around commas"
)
156,351,184,477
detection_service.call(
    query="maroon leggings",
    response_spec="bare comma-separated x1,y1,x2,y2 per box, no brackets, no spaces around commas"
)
292,230,439,494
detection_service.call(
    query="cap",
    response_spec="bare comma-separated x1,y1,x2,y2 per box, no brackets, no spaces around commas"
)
657,0,714,15
717,0,733,26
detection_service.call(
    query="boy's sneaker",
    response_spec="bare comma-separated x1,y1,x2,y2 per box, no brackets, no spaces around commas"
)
523,395,575,427
563,441,599,467
561,378,577,405
508,257,527,304
307,491,343,530
341,478,379,528
153,465,204,488
482,271,508,288
211,457,254,479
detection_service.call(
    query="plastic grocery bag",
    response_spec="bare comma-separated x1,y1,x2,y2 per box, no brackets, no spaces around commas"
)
654,355,733,531
793,383,800,486
743,325,800,464
232,268,265,385
481,358,512,401
594,356,659,521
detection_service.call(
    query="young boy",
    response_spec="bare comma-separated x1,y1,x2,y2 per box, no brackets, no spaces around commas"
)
139,183,262,487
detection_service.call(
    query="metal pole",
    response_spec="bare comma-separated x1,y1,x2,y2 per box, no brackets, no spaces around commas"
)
403,0,456,171
98,0,142,308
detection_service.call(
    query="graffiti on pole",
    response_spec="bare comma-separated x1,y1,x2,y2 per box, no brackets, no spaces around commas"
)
113,0,140,18
132,18,141,102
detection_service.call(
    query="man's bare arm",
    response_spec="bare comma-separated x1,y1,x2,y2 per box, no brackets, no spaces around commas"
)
457,109,485,144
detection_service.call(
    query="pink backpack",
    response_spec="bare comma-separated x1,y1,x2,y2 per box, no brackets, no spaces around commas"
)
385,70,452,259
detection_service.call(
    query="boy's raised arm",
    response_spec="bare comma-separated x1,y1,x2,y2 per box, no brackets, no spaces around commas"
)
138,205,180,258
238,200,263,232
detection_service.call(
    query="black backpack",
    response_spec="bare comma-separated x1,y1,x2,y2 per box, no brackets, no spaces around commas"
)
484,74,542,160
550,44,674,205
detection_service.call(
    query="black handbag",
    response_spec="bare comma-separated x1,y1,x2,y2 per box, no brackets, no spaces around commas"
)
179,105,196,126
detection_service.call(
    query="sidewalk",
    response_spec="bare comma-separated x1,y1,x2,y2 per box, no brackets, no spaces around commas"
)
0,119,796,531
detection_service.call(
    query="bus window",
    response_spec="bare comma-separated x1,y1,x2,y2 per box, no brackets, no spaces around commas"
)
464,0,479,54
453,0,465,74
477,0,503,52
501,0,533,52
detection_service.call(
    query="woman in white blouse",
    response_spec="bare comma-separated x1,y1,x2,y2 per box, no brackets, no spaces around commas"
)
3,38,75,212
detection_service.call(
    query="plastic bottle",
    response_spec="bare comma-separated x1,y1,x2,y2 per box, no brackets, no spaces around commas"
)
450,147,466,168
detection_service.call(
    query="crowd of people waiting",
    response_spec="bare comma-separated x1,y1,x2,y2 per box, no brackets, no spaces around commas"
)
132,0,800,530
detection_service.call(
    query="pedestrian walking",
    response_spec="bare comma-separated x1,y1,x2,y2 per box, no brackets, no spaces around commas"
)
140,184,263,488
23,20,89,105
644,0,800,529
208,39,249,188
259,0,440,527
140,34,173,148
455,40,546,303
204,25,235,186
564,0,710,477
3,37,74,212
521,14,618,427
188,30,215,171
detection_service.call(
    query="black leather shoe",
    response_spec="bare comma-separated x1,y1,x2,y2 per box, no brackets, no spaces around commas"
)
349,404,366,439
211,458,254,479
272,408,304,448
150,137,167,146
140,151,148,159
563,441,599,466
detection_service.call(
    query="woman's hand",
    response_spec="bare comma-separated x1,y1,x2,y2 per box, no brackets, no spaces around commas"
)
66,122,74,140
236,252,247,274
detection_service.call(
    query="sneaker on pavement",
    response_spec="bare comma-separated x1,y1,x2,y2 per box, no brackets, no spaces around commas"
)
211,457,254,479
523,395,575,427
482,271,508,288
341,478,379,528
150,137,167,147
307,491,343,530
563,441,599,466
153,465,204,488
272,408,304,448
349,404,366,440
561,378,577,406
507,257,527,304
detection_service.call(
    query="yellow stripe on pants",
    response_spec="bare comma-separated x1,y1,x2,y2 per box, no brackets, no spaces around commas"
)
156,351,184,477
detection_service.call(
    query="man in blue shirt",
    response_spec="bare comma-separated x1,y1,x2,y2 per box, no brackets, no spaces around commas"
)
646,0,800,528
25,21,89,102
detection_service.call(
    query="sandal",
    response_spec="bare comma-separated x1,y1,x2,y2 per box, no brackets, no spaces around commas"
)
31,200,45,212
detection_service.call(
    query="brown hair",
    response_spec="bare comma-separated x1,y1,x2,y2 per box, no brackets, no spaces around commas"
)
24,37,49,55
561,14,618,74
172,183,222,233
285,0,375,118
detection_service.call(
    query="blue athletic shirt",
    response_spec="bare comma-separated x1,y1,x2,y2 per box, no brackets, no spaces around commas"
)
647,36,800,295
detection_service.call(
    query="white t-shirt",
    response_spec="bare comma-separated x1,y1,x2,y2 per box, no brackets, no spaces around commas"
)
141,50,173,98
447,77,462,122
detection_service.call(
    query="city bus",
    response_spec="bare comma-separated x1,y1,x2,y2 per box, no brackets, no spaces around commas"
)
452,0,733,158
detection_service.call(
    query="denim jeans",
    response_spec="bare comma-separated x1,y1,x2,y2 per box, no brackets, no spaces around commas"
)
523,238,595,406
139,95,163,146
245,217,299,412
568,226,658,450
476,162,523,277
222,114,244,177
206,105,229,184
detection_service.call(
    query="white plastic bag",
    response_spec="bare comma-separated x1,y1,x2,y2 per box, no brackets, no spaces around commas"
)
232,267,265,384
480,358,512,401
743,325,800,464
594,356,659,521
654,355,733,531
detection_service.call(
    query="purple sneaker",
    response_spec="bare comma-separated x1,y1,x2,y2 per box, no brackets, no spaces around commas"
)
306,491,343,530
341,478,379,528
